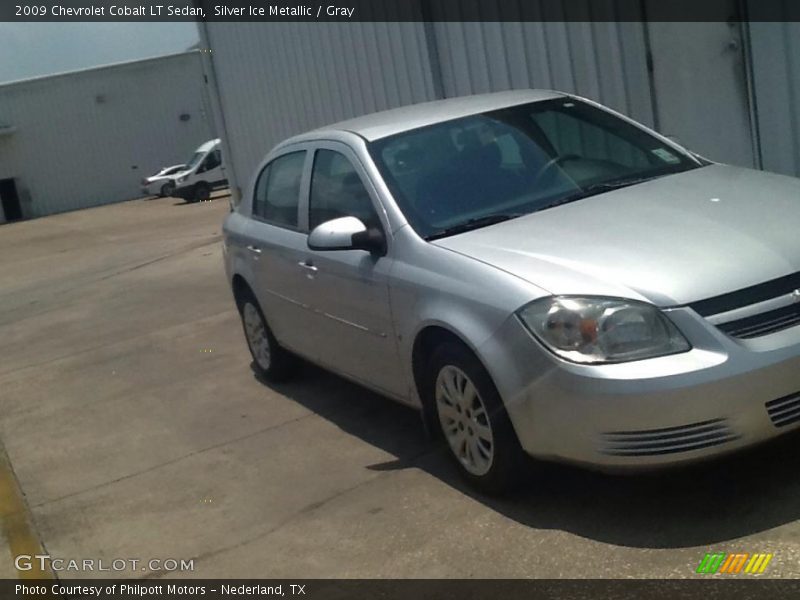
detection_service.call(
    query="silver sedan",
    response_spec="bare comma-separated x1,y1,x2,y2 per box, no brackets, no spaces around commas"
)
223,90,800,493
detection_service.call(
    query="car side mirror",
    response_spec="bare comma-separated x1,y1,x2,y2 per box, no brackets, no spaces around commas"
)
308,216,386,255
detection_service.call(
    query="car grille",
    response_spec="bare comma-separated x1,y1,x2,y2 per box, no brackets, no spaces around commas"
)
765,391,800,428
600,419,738,457
690,271,800,339
716,303,800,339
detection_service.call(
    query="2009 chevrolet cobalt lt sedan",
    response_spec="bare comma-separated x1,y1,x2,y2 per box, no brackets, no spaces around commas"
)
223,90,800,493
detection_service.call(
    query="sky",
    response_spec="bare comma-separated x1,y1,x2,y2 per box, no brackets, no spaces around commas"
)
0,22,200,83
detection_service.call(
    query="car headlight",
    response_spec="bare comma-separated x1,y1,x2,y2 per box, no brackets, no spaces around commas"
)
517,296,690,364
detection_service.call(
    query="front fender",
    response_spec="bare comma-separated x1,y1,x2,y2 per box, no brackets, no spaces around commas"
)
389,230,549,407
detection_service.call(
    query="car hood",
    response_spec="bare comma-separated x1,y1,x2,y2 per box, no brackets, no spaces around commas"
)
433,164,800,307
145,175,170,183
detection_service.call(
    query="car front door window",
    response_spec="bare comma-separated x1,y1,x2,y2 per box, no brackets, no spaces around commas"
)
309,150,381,231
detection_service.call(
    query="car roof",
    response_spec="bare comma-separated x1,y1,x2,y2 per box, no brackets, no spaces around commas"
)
290,89,566,144
197,138,221,152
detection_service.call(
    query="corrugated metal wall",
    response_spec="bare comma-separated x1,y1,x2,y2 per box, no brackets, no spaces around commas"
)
748,17,800,177
0,52,211,219
430,20,653,125
204,14,800,198
203,22,438,191
204,17,655,198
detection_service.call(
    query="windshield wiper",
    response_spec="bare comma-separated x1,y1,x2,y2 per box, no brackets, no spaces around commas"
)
426,213,521,241
582,175,664,193
425,175,666,239
537,175,665,211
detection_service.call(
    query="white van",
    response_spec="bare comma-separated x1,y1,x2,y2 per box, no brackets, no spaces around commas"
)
171,139,227,202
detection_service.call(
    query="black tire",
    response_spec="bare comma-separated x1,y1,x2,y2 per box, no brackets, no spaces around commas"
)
160,182,176,197
193,182,211,202
426,341,527,495
235,287,295,382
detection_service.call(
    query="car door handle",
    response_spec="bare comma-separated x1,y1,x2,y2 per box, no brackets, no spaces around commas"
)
298,260,318,272
246,245,262,254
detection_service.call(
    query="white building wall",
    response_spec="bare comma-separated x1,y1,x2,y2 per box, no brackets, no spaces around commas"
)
0,51,212,219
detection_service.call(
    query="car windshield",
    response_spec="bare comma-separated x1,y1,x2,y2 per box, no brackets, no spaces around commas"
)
369,98,701,240
185,151,205,171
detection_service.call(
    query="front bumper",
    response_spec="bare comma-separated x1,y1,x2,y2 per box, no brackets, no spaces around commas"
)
481,306,800,469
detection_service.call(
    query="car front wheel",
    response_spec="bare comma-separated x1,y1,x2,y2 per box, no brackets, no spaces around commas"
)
160,181,176,197
193,182,210,202
428,342,527,494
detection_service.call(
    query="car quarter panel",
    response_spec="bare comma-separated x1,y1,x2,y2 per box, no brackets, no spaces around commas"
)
222,211,254,289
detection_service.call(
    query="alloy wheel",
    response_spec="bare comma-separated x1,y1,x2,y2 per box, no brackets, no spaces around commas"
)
243,302,271,371
435,365,494,476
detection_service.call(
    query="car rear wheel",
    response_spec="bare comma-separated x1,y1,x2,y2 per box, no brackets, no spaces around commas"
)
193,182,210,202
428,342,527,494
237,289,295,381
160,181,176,197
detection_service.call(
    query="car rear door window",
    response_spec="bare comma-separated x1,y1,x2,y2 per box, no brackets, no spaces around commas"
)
253,151,305,228
309,150,380,230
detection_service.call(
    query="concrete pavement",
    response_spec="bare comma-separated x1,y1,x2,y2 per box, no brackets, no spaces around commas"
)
1,194,800,580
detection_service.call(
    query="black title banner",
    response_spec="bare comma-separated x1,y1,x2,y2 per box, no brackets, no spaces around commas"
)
2,0,800,22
